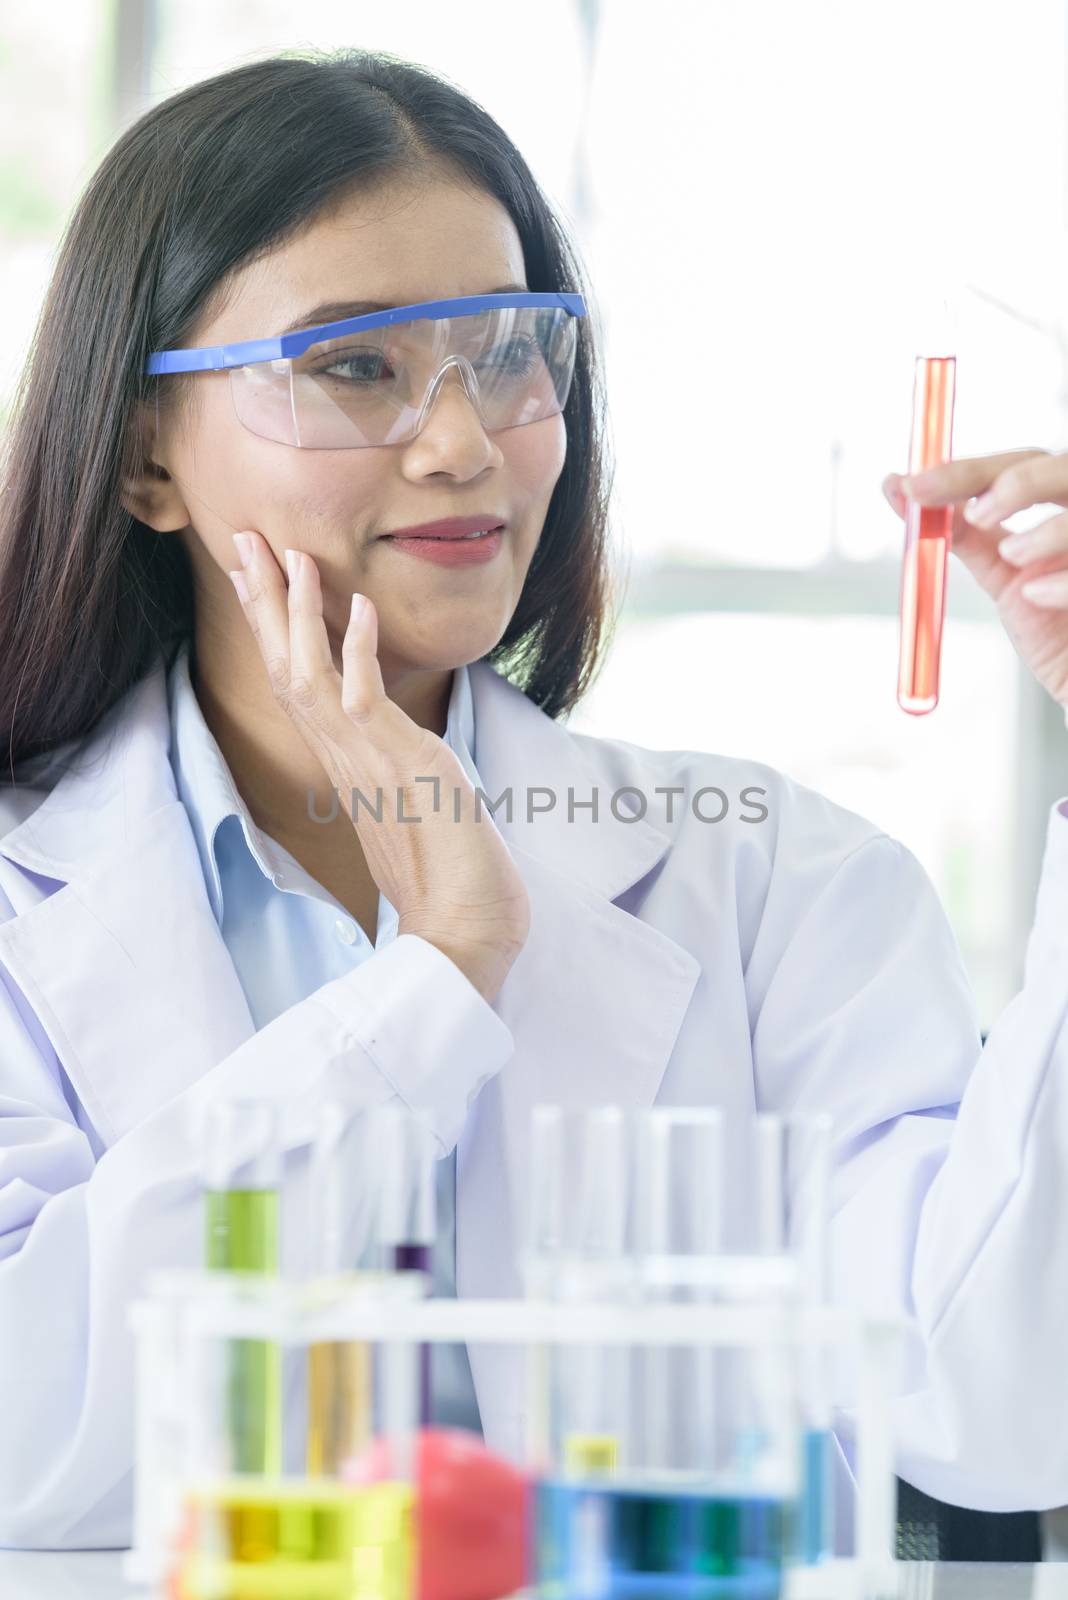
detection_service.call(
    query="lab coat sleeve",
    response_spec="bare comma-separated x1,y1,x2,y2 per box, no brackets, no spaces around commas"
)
748,798,1068,1511
0,929,515,1549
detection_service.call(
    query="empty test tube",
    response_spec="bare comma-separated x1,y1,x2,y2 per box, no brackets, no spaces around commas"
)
634,1108,724,1477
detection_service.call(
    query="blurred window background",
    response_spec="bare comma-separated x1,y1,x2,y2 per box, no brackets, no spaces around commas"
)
3,0,1068,1032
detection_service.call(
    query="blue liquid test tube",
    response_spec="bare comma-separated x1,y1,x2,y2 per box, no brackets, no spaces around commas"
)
788,1114,834,1566
748,1112,835,1566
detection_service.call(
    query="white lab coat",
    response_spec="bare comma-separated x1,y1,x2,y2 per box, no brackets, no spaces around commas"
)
1,654,1067,1549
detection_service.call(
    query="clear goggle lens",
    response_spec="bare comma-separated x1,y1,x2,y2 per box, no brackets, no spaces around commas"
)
229,303,579,449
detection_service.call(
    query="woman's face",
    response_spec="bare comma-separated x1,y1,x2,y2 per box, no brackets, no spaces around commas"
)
151,171,567,680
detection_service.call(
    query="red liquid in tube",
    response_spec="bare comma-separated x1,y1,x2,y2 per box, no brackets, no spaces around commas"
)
897,355,956,714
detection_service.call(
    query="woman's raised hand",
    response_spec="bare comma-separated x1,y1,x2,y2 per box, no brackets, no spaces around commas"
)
883,449,1068,712
228,530,531,1005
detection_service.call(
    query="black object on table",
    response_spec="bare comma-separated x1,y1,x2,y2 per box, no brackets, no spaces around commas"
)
896,1477,1042,1562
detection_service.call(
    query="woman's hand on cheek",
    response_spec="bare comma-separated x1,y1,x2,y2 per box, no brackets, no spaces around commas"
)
882,448,1068,712
225,529,531,1006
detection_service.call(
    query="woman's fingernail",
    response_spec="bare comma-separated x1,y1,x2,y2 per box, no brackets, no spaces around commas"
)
285,548,302,584
1021,572,1068,604
964,492,997,525
999,528,1046,566
228,570,250,604
232,532,253,568
350,593,366,623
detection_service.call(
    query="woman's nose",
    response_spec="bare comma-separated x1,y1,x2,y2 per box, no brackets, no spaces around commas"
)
408,356,494,446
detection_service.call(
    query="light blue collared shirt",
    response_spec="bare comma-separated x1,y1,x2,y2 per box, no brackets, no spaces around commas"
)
166,637,483,1435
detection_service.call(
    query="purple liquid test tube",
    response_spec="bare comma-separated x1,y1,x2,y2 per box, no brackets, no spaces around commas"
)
377,1105,437,1425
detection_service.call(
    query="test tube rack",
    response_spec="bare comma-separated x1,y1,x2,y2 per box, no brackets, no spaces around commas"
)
125,1266,907,1600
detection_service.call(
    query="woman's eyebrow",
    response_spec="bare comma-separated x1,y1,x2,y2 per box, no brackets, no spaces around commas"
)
280,283,529,335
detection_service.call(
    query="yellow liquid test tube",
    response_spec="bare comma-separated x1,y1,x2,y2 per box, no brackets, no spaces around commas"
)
304,1103,387,1479
305,1296,373,1477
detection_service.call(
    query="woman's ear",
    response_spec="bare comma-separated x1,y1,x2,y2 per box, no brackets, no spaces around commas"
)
120,398,190,532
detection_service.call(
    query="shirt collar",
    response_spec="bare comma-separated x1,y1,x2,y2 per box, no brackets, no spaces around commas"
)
167,637,480,924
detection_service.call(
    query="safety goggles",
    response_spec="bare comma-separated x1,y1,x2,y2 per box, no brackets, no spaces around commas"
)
144,291,587,450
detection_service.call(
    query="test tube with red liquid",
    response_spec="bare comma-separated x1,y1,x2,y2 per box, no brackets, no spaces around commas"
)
897,351,957,714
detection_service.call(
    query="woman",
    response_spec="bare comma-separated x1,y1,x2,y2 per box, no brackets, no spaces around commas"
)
1,47,1067,1551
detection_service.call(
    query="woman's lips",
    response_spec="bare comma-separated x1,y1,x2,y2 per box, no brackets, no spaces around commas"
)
378,528,504,566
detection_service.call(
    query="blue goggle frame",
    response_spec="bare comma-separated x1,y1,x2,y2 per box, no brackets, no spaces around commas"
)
145,291,588,376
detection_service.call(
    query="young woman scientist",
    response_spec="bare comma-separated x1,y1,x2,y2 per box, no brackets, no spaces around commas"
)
1,49,1068,1552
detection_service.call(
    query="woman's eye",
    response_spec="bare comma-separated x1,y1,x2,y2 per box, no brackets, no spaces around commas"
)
482,338,539,374
308,336,541,385
317,351,390,383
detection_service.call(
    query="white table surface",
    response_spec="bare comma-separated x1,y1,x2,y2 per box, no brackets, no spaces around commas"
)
4,1551,1068,1600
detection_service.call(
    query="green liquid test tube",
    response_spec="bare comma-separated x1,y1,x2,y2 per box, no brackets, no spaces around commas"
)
202,1099,283,1477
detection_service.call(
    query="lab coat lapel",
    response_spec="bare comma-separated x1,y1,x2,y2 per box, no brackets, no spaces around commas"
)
0,667,255,1146
458,663,702,1463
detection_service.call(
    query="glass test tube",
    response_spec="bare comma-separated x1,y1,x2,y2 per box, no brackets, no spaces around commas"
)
791,1114,835,1567
745,1112,835,1566
202,1098,282,1477
376,1104,437,1427
127,1276,195,1585
305,1100,380,1478
634,1108,724,1479
897,321,957,715
526,1104,631,1483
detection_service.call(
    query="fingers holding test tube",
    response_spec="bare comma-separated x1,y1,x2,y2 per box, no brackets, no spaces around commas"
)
882,449,1068,712
884,448,1064,594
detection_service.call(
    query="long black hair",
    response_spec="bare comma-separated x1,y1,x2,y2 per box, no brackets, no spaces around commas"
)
0,46,619,782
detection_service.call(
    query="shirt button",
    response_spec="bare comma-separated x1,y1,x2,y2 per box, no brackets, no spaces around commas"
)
272,872,285,887
335,917,358,946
